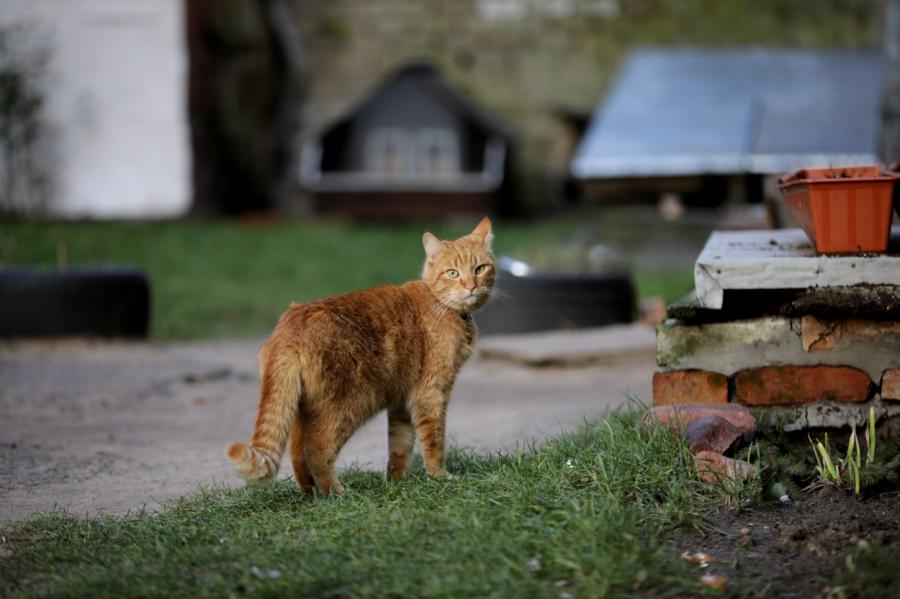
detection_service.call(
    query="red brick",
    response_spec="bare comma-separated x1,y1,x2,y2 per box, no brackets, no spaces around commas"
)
653,370,728,406
649,403,755,434
695,451,757,484
801,315,900,352
733,365,871,406
882,369,900,401
685,416,747,454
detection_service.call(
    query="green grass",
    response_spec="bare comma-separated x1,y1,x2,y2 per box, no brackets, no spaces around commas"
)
1,410,729,598
633,267,694,307
828,542,900,597
0,213,698,339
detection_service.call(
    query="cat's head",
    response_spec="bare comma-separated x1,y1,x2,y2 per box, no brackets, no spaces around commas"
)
421,217,495,312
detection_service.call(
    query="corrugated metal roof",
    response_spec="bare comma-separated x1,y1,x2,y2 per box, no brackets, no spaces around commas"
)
571,49,886,179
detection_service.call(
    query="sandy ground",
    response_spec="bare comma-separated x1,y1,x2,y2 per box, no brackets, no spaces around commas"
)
0,337,654,524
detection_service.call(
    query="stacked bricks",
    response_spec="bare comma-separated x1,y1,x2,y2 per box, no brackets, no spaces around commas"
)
653,228,900,431
654,316,900,429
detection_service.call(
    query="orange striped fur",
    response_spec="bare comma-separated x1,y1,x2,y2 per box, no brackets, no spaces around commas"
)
227,218,495,494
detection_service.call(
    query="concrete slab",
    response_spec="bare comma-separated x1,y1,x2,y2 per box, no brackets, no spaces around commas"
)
694,227,900,309
657,317,900,381
478,324,657,367
751,398,900,432
0,338,653,524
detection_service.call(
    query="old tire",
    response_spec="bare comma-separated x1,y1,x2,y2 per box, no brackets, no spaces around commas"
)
0,268,150,338
477,262,635,335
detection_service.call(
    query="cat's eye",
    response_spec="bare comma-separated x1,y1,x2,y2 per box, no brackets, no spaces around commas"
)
475,264,488,275
446,269,460,279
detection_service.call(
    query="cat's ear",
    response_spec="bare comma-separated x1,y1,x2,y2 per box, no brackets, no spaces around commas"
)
472,216,493,250
422,232,445,263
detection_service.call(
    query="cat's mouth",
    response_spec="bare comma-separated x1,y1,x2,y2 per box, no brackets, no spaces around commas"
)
459,291,487,308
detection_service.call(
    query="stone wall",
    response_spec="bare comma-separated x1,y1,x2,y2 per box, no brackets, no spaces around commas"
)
654,315,900,431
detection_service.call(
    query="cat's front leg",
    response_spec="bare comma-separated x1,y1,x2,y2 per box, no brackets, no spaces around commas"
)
386,406,415,480
411,389,449,478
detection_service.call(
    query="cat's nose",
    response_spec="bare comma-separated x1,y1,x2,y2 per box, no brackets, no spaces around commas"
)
464,283,476,293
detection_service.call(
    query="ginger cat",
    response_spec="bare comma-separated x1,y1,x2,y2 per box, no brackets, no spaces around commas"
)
227,217,495,494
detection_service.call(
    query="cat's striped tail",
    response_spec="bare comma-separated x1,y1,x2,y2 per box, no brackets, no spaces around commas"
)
227,351,302,485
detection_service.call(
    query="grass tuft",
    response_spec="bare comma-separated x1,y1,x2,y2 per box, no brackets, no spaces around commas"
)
1,410,734,598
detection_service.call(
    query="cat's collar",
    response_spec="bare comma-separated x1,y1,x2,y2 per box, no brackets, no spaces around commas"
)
460,311,473,334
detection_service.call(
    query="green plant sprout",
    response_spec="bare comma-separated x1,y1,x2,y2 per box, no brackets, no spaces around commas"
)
808,408,876,495
810,433,839,481
866,406,876,465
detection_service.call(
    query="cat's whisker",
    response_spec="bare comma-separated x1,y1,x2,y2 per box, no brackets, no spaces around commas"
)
424,295,453,322
485,294,515,307
423,295,455,332
485,286,517,304
487,287,515,299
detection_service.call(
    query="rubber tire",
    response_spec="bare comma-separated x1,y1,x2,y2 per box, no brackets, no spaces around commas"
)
0,268,150,338
477,267,635,335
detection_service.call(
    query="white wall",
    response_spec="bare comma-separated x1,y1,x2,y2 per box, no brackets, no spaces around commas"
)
0,0,190,218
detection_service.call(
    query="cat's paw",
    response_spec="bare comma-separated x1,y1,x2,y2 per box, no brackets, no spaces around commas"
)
313,481,345,497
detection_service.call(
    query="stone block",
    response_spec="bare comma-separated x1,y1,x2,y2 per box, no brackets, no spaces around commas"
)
658,317,900,380
694,451,757,484
883,369,900,401
652,370,728,406
801,316,900,352
734,365,871,406
657,317,794,373
751,398,900,432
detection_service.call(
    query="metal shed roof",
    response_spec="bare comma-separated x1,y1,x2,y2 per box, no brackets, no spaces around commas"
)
571,48,886,179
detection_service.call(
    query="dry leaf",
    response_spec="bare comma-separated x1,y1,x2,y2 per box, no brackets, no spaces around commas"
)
699,574,727,592
681,550,715,566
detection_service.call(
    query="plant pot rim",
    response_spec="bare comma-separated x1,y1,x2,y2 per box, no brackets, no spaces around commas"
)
779,165,898,189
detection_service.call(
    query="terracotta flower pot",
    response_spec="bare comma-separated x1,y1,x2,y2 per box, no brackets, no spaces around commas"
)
778,166,897,254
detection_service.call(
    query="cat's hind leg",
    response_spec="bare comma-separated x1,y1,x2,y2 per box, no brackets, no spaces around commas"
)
304,411,356,496
290,411,315,493
386,406,415,480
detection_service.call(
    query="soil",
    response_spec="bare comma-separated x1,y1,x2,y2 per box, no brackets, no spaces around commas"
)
673,487,900,597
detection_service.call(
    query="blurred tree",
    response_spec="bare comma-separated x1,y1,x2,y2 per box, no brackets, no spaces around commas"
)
186,0,303,215
0,25,53,216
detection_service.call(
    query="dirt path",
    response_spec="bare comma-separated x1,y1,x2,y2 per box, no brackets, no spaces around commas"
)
0,337,654,524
